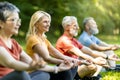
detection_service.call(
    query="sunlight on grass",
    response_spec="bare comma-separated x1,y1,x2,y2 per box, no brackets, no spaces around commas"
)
101,71,120,80
97,35,120,80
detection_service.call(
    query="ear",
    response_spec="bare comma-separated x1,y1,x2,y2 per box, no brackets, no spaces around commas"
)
85,23,90,30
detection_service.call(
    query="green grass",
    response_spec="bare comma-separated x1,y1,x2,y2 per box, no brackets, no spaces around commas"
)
17,34,120,80
97,35,120,80
101,71,120,80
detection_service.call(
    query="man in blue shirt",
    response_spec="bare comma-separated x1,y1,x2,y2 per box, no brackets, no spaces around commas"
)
78,17,120,70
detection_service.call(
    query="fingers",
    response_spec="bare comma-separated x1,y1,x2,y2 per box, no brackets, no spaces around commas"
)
94,57,106,65
81,60,92,65
102,64,110,68
110,54,120,61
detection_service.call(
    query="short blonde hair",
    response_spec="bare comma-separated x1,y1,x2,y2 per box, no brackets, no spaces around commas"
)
26,11,51,38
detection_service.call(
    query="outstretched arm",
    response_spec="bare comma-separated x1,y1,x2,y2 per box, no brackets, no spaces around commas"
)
33,44,63,64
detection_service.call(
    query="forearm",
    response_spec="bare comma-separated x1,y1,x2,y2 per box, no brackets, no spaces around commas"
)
6,60,32,71
49,47,66,60
39,65,55,72
69,47,94,61
93,52,107,59
82,47,107,58
79,53,94,62
44,57,63,64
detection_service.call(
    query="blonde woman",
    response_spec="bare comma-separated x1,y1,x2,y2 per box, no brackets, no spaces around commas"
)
26,11,83,80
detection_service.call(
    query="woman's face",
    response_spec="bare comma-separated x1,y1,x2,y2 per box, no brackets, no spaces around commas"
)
3,12,21,35
36,16,50,33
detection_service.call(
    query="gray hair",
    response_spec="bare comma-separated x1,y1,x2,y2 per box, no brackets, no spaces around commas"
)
62,16,78,29
0,1,20,22
83,17,94,27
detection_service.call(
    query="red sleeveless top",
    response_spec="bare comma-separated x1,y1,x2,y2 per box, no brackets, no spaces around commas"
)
0,38,22,78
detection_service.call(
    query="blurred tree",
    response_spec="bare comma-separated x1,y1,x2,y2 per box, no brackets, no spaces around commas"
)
0,0,120,42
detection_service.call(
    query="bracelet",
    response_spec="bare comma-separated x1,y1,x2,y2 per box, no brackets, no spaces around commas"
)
54,66,58,74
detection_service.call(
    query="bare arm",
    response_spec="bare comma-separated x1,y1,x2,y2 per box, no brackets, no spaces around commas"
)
20,50,33,64
0,47,33,71
81,46,107,58
48,45,84,66
33,44,63,64
89,43,111,51
48,45,68,60
69,47,94,62
68,47,107,65
39,61,73,73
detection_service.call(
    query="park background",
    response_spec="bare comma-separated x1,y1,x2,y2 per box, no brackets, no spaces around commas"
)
1,0,120,80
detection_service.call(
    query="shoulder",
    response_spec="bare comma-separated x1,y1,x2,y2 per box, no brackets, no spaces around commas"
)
57,35,70,44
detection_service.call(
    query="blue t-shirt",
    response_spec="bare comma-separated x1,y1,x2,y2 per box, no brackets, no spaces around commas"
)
78,31,102,47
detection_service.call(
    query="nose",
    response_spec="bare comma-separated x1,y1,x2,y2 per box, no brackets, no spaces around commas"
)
47,22,50,26
17,20,21,27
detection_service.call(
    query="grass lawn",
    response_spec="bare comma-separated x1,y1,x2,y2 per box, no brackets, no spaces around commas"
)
17,34,120,80
98,35,120,80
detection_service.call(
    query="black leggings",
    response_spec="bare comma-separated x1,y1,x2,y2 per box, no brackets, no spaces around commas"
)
50,67,78,80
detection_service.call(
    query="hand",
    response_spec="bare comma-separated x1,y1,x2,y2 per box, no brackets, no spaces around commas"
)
30,58,46,70
57,60,73,72
93,57,107,65
110,45,120,50
63,57,79,67
109,54,120,61
102,64,110,68
80,60,92,65
71,59,80,67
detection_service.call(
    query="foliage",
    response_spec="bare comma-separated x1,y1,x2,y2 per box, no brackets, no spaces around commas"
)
0,0,119,49
1,0,120,40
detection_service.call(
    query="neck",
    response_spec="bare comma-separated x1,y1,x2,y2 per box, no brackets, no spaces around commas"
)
0,33,11,41
85,30,92,36
36,30,45,36
0,32,12,49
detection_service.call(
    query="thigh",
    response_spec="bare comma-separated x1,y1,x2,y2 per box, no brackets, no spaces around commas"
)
29,70,50,80
70,67,78,78
1,71,31,80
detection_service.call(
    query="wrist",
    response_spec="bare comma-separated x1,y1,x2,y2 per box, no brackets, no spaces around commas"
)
54,66,59,74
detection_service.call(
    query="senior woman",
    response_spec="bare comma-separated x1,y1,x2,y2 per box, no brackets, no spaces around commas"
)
0,2,73,80
0,1,42,80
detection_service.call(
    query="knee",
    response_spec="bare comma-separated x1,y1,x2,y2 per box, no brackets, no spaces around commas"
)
77,64,97,78
87,64,97,71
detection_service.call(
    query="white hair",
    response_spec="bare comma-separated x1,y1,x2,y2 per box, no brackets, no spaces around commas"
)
62,16,78,29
